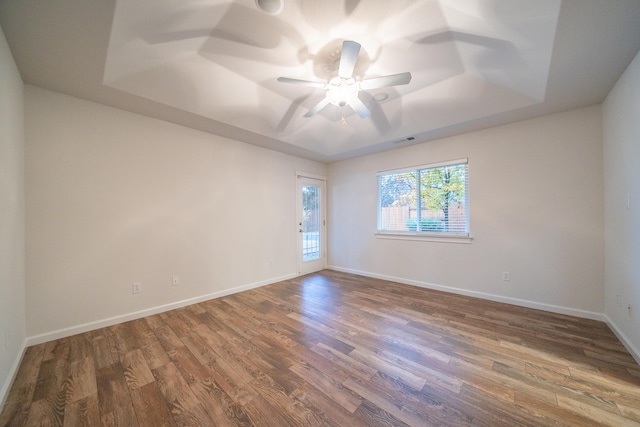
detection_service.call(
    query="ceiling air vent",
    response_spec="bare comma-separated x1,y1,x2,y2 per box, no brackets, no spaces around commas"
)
392,136,416,144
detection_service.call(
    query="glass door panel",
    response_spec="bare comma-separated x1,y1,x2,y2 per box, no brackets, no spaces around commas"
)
297,176,325,274
302,184,321,262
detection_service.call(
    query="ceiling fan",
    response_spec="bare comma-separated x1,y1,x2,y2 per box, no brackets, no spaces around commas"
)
278,40,412,119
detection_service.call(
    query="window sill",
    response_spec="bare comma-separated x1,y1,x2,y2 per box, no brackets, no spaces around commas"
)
375,232,473,244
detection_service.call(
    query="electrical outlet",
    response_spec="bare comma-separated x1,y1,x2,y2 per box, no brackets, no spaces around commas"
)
616,294,621,308
502,271,510,281
132,282,141,294
172,275,180,286
628,304,633,317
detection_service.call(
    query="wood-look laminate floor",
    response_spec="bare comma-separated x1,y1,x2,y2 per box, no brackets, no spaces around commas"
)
2,270,640,426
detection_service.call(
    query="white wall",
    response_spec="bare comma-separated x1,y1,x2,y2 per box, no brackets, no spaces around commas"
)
0,26,26,405
603,49,640,359
328,106,604,317
25,86,326,341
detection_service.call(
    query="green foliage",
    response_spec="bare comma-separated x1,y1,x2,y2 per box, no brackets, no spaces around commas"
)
379,163,466,233
406,218,444,232
419,165,465,231
419,165,465,212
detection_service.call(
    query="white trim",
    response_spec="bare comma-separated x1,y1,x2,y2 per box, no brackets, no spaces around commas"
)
603,315,640,366
375,232,473,244
296,175,327,275
327,265,606,321
0,339,27,410
296,171,327,181
25,273,297,346
377,158,468,176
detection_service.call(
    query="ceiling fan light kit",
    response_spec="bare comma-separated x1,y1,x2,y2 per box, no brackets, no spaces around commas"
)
278,40,412,120
326,77,359,107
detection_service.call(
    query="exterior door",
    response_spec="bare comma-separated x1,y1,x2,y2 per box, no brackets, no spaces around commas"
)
297,175,326,275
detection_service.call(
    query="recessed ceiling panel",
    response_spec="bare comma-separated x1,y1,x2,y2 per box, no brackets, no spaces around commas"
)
104,0,560,157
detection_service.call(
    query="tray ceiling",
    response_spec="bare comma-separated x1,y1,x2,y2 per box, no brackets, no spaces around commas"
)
2,0,640,162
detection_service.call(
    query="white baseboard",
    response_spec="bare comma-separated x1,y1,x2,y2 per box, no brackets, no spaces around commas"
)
26,273,298,347
327,265,606,322
6,269,639,409
332,264,639,365
603,315,640,366
0,339,27,412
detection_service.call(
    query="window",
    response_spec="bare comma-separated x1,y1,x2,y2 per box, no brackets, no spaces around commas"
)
377,159,469,239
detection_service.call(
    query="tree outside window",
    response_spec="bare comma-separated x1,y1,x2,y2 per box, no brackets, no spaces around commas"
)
377,160,468,235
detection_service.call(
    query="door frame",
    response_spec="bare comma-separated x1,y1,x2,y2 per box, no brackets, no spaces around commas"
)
296,172,327,275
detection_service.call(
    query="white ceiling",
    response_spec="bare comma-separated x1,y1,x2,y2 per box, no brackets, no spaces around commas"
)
2,0,640,162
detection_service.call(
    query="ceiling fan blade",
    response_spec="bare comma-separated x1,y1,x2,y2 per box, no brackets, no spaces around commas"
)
348,95,371,118
338,40,361,79
277,77,326,89
358,92,391,134
304,98,330,117
359,72,412,90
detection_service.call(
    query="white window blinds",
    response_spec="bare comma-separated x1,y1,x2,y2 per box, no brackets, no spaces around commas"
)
377,159,469,236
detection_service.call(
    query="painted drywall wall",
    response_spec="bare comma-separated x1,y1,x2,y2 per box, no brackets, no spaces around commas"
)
0,26,26,405
328,106,604,317
25,85,326,340
603,49,640,358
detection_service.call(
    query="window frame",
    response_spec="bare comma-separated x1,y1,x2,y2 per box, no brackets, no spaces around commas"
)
375,158,472,244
